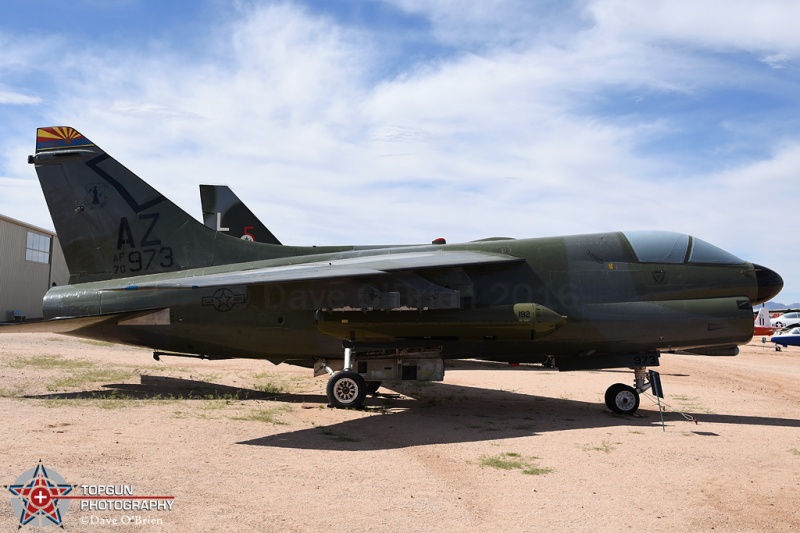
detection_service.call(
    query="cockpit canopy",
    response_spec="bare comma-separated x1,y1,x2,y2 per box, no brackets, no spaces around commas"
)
623,231,745,265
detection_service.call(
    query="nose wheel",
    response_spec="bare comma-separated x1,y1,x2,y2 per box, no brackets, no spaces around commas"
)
605,383,640,414
604,366,654,415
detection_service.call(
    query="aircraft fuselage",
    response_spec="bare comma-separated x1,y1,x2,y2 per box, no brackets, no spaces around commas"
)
43,231,760,365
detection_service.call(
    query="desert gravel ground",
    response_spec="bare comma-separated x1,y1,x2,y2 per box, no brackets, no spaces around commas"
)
0,332,798,532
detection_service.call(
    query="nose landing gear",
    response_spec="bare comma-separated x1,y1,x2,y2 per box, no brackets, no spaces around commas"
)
604,366,653,415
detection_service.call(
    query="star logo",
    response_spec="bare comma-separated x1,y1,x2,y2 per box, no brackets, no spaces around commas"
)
202,288,246,312
7,461,73,527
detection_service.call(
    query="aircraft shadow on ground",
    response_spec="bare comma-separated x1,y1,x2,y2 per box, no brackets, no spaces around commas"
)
22,375,310,402
22,374,799,451
237,379,800,451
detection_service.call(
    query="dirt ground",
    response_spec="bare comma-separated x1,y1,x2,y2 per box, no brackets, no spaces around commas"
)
0,332,798,532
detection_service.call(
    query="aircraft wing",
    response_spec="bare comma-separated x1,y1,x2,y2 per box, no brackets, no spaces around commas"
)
0,309,169,333
106,250,524,291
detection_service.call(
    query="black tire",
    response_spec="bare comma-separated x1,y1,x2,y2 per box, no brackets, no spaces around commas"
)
365,381,382,395
605,383,640,415
326,371,367,409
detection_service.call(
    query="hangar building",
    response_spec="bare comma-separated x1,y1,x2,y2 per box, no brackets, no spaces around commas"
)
0,214,69,321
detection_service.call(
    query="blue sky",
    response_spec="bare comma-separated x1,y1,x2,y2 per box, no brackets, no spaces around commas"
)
2,0,800,303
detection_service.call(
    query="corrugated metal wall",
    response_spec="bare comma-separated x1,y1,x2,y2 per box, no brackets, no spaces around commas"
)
50,238,70,287
0,215,70,320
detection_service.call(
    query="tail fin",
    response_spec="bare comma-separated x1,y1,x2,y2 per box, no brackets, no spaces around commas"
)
30,127,291,284
200,184,282,245
755,306,771,328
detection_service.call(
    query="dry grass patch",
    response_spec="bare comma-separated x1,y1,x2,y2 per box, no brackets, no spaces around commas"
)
233,405,292,425
582,440,615,453
479,452,553,475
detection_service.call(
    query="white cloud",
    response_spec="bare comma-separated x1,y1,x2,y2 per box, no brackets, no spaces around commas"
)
760,53,790,69
0,91,40,105
385,0,589,48
109,101,202,119
588,0,800,54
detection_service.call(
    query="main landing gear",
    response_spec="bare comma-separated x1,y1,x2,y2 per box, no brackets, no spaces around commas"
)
321,345,443,408
326,370,367,409
325,373,382,408
323,347,383,409
604,366,653,415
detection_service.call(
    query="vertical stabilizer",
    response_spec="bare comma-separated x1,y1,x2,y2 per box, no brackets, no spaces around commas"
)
755,306,771,328
200,184,282,245
30,127,290,283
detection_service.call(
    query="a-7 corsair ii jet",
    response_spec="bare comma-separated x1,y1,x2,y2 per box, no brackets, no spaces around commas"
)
10,126,784,414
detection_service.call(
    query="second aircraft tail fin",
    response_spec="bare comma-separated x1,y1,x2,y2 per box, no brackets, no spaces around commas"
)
200,184,282,245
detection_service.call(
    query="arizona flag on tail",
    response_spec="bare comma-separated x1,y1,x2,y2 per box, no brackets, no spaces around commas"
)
36,127,94,151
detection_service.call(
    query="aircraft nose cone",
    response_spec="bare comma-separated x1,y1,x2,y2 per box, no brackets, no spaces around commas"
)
753,264,783,304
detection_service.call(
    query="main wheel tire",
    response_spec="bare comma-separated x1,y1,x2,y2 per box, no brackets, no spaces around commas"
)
326,371,367,409
365,381,382,395
605,383,640,415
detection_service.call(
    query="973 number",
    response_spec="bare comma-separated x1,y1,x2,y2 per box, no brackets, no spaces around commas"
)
632,354,658,366
113,247,174,274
